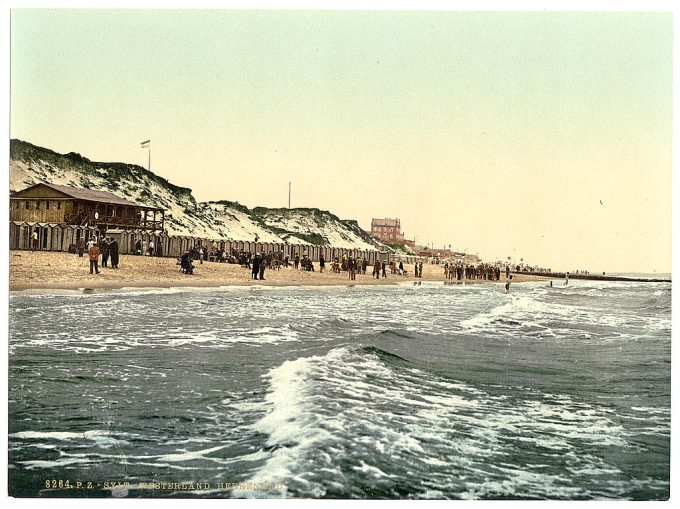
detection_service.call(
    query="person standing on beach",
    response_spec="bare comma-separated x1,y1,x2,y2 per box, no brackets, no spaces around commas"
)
77,238,85,257
374,259,381,279
31,230,38,251
505,275,513,293
252,254,261,280
259,257,266,280
88,242,101,275
148,240,155,257
382,261,388,278
564,272,569,286
109,238,119,269
348,256,356,280
319,254,325,273
101,238,110,268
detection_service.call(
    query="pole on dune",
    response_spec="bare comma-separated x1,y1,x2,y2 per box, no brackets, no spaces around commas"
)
140,140,151,171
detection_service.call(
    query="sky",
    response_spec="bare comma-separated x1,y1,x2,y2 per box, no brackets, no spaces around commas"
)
9,7,673,273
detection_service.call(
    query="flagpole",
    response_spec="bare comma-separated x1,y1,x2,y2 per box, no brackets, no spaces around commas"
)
140,140,151,171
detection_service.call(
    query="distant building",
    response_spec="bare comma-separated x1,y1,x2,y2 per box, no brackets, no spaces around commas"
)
10,182,164,231
418,249,449,258
370,217,405,244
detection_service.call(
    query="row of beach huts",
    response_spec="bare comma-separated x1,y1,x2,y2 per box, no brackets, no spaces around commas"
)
9,220,412,265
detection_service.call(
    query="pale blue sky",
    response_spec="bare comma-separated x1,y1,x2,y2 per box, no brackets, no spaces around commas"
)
10,9,673,272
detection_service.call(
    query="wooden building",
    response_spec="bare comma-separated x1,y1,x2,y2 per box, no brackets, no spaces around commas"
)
10,182,164,231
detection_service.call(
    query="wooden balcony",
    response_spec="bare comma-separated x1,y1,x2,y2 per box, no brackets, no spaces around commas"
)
64,212,164,231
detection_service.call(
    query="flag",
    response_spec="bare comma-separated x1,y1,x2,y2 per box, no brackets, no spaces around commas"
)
140,140,150,148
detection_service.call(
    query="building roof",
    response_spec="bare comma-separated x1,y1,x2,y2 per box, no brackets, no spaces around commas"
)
371,217,400,227
13,182,161,210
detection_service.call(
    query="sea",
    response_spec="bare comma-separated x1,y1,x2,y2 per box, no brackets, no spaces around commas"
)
7,278,671,500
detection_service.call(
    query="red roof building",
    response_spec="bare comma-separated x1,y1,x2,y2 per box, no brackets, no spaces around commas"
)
370,217,405,244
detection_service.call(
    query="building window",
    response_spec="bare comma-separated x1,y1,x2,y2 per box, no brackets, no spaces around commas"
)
57,202,62,210
46,201,50,210
26,201,31,210
36,201,40,210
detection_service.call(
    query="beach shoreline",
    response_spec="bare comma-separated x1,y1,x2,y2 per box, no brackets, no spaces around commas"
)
9,250,548,292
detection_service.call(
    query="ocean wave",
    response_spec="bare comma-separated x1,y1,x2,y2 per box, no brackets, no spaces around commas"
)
238,344,633,499
360,345,410,362
460,294,567,333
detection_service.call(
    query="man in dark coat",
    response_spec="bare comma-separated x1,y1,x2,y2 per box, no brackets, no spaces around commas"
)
259,257,266,280
252,254,261,280
109,239,119,269
101,238,110,267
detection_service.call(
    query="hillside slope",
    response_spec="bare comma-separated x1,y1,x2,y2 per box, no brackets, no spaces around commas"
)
9,139,383,250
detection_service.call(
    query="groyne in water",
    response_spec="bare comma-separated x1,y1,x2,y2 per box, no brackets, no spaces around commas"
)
515,271,671,283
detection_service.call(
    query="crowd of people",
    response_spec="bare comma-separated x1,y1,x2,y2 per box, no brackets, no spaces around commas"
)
442,262,506,281
73,235,531,288
78,236,120,274
132,238,163,257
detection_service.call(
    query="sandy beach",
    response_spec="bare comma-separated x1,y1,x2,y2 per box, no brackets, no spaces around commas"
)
9,250,547,291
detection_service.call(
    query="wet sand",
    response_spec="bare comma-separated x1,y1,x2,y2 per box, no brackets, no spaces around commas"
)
9,250,547,291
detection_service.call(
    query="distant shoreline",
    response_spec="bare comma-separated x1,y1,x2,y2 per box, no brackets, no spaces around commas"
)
9,250,548,292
